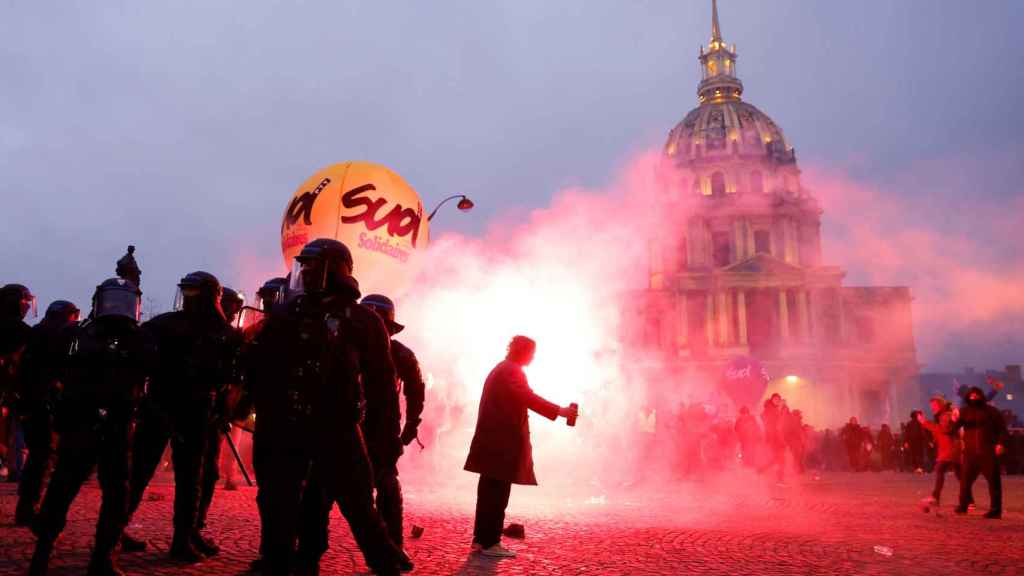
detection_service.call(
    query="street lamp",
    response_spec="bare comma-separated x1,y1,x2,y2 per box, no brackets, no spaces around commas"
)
428,195,474,221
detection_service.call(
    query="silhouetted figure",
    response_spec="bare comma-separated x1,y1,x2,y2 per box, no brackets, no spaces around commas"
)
122,271,240,562
761,394,787,481
29,279,149,576
876,424,895,471
15,300,80,526
734,406,761,468
464,336,578,558
250,239,404,576
903,412,926,473
917,395,961,510
784,409,806,474
954,387,1009,519
840,417,864,471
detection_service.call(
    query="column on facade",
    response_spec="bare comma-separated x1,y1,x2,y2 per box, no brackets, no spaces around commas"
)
778,288,790,342
784,218,798,264
733,220,746,262
717,290,730,345
837,289,846,345
705,291,715,347
677,290,688,350
745,221,755,258
796,289,810,342
737,289,748,346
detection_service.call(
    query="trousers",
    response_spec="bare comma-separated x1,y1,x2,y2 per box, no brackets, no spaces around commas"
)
126,401,210,539
33,416,132,563
472,475,512,549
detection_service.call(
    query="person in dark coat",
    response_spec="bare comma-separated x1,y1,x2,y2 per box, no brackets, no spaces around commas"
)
733,406,761,468
954,386,1009,518
876,424,895,470
783,409,806,475
840,417,864,471
14,300,80,526
902,411,926,473
760,394,788,481
464,336,578,558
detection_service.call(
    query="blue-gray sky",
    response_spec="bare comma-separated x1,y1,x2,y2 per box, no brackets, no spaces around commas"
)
2,1,1022,370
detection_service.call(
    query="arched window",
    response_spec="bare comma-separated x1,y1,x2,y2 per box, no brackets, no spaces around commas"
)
711,172,726,196
749,171,764,195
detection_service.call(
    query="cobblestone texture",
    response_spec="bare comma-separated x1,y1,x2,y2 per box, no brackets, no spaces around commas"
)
0,471,1021,575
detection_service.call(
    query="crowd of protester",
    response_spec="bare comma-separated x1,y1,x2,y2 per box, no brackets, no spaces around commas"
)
635,383,1024,485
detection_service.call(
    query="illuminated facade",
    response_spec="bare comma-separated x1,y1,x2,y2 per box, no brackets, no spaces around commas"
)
630,1,918,427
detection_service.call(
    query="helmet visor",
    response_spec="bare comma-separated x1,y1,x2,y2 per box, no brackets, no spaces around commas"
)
95,289,141,322
23,294,38,319
290,258,326,295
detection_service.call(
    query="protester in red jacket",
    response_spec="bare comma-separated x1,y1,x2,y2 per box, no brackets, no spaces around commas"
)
917,395,962,510
464,336,578,558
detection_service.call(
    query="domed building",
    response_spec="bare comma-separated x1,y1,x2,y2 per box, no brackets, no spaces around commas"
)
629,1,918,427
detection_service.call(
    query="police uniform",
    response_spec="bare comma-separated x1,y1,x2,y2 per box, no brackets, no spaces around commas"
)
30,279,150,576
250,240,401,576
125,275,239,560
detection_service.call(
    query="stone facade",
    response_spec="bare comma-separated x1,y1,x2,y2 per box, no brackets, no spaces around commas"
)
625,1,918,427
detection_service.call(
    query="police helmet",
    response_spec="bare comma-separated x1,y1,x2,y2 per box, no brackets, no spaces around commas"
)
93,278,142,322
290,239,354,294
361,293,404,334
256,277,287,310
0,283,36,319
45,300,81,323
174,271,222,311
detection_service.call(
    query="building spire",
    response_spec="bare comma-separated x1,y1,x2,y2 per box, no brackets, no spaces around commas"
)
697,0,742,103
711,0,722,43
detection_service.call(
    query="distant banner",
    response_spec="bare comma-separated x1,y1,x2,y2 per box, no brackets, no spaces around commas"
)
721,355,769,409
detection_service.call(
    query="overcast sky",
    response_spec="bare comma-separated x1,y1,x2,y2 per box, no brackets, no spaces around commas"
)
2,1,1022,369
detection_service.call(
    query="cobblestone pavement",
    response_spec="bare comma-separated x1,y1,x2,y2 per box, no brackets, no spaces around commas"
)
0,471,1021,575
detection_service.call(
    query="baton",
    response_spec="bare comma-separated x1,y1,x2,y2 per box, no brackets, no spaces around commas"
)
222,425,253,487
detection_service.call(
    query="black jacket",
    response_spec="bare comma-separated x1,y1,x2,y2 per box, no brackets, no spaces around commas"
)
143,310,240,409
57,317,152,425
391,339,425,428
955,400,1009,457
17,318,74,407
249,289,396,453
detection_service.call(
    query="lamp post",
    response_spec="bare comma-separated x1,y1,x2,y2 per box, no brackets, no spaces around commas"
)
428,195,474,221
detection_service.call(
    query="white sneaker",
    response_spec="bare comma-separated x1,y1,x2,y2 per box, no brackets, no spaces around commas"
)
480,543,517,558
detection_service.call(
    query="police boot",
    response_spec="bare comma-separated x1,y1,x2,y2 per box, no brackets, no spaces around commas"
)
191,530,220,556
86,553,126,576
397,549,414,573
28,539,54,576
15,499,36,527
119,533,147,552
169,532,206,563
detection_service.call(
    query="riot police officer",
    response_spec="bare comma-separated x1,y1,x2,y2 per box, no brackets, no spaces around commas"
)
15,300,80,526
121,271,239,562
196,286,245,538
241,276,287,574
249,239,403,576
28,279,150,576
1,284,35,483
1,284,35,388
360,294,425,555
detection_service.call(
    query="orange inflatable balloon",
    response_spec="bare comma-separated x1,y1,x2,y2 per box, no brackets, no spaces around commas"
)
280,162,429,295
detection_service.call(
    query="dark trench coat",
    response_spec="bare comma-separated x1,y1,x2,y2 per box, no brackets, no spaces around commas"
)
464,360,560,485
